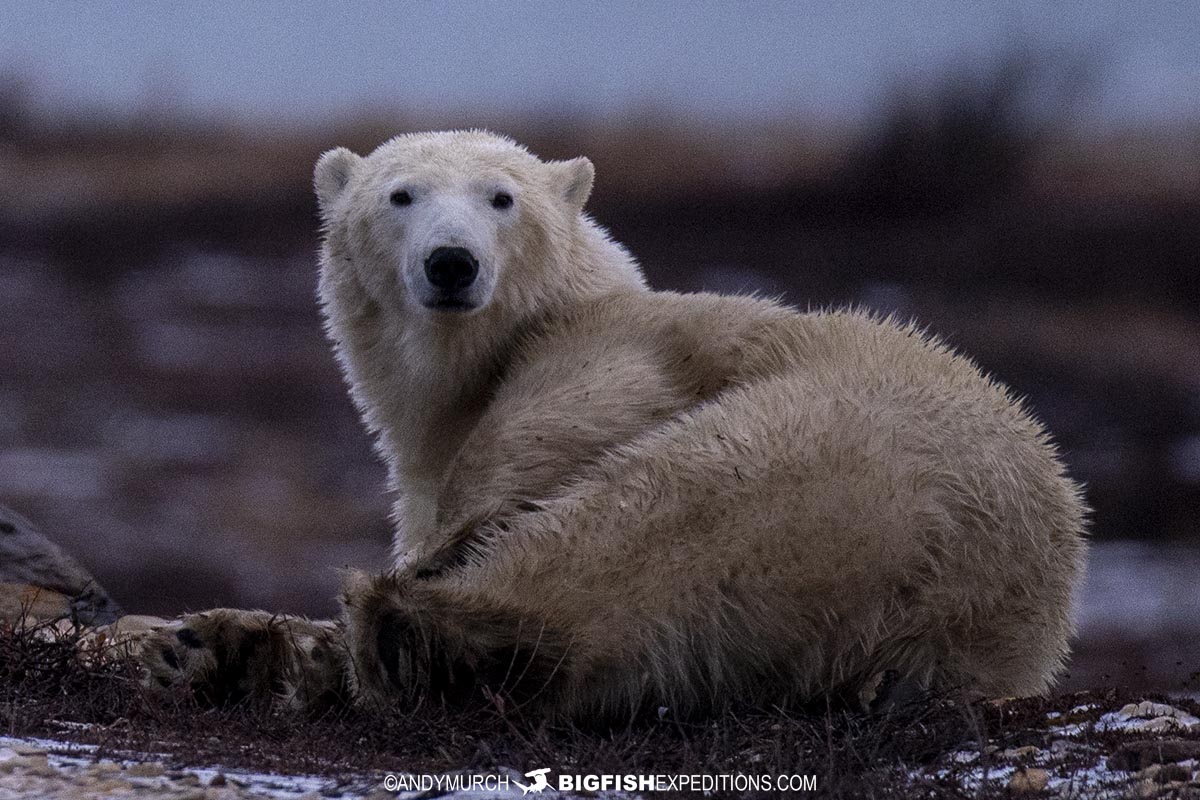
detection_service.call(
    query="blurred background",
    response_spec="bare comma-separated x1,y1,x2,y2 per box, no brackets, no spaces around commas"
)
1,1,1198,691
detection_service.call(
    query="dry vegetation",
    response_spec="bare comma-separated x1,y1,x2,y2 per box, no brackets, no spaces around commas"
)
3,620,1197,798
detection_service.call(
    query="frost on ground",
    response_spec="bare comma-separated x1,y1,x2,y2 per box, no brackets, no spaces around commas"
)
0,735,553,799
0,734,375,800
912,697,1200,799
3,696,1200,798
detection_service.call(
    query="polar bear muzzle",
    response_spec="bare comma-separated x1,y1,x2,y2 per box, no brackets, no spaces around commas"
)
422,246,480,310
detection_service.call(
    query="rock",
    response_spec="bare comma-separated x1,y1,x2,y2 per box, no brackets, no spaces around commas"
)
1001,745,1041,760
1110,739,1200,771
1008,767,1049,792
0,754,31,773
21,754,57,778
90,778,134,793
1144,717,1196,733
1133,777,1195,799
1133,778,1162,798
1123,702,1178,717
125,760,166,777
88,761,122,776
0,583,74,624
172,791,210,800
1099,701,1200,733
1136,763,1193,784
0,504,123,625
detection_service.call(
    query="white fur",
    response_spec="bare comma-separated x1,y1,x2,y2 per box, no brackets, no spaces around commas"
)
313,131,1088,717
316,131,642,561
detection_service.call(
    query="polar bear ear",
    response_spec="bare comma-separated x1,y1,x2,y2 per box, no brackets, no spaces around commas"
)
314,147,362,213
549,157,595,212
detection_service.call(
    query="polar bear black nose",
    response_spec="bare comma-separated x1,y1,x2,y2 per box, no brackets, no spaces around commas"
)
424,247,479,292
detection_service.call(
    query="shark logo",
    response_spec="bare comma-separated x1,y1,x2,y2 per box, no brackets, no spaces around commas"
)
514,767,552,794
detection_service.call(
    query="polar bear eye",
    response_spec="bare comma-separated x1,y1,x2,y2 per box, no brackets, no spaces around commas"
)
390,190,413,207
491,192,513,210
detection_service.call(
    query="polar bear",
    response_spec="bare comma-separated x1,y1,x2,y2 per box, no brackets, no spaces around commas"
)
139,130,1087,719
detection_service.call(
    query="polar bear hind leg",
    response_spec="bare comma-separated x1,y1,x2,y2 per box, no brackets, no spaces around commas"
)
340,369,1083,719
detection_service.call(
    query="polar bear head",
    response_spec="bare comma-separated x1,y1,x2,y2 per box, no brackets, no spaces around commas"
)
314,130,635,324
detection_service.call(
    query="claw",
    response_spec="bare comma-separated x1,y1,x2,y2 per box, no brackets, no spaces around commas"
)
136,610,348,711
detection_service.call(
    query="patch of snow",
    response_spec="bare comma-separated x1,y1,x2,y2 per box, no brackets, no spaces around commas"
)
920,697,1200,799
1096,701,1200,733
0,736,638,799
0,735,364,798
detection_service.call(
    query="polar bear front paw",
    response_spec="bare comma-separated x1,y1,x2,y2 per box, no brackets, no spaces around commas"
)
139,609,348,711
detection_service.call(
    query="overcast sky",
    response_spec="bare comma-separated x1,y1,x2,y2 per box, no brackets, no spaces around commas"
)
3,1,1199,128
